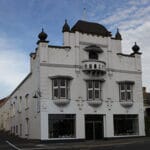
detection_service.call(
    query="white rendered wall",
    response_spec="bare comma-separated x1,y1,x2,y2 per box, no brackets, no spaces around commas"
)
38,32,145,139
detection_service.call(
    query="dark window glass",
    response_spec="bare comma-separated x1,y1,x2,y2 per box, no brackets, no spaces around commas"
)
95,81,99,88
60,88,66,97
114,115,139,136
121,92,125,100
48,114,75,138
54,89,58,98
60,79,65,86
95,90,99,99
127,92,131,100
89,90,93,99
89,51,98,60
121,84,125,90
88,81,93,88
54,79,58,87
127,84,131,90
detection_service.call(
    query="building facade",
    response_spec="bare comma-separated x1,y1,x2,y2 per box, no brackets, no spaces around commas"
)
0,20,145,140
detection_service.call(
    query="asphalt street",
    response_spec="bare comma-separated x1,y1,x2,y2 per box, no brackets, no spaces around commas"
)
0,137,150,150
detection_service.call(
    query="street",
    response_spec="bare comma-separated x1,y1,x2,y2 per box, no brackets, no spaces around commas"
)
0,137,150,150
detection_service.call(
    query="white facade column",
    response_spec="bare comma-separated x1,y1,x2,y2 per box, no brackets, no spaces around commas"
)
76,113,85,139
139,112,145,136
105,113,114,138
40,112,48,140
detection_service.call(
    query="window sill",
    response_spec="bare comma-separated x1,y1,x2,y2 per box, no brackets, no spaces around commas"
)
53,99,70,106
87,99,102,107
120,101,133,107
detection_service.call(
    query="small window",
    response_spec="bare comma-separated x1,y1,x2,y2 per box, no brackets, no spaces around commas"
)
25,94,29,109
94,64,97,69
18,96,22,113
119,82,133,101
16,125,18,134
89,51,98,60
87,81,102,100
52,79,70,99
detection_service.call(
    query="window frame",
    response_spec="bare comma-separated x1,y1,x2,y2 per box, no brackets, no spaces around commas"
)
52,78,70,100
87,80,102,101
119,82,133,102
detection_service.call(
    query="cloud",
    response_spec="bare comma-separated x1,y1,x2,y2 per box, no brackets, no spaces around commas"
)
101,6,137,25
98,1,150,91
0,37,29,99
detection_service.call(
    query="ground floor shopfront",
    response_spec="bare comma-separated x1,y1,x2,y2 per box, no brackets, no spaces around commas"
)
47,114,140,140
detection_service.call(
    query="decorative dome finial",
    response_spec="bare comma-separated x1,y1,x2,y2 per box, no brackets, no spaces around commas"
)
62,19,70,32
132,42,140,53
38,28,48,41
115,28,122,40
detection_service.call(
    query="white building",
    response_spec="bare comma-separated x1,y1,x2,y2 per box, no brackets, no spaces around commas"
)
0,20,145,140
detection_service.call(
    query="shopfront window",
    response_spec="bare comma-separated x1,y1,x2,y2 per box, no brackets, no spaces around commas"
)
114,115,139,136
48,114,75,138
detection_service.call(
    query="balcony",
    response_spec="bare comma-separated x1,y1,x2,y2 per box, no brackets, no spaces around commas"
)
82,60,106,75
120,101,133,107
87,100,103,107
53,99,70,106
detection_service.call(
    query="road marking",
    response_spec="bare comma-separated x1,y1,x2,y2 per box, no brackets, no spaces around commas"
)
6,140,21,150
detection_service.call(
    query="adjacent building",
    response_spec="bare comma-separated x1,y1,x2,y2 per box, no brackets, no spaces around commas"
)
0,20,145,140
143,87,150,117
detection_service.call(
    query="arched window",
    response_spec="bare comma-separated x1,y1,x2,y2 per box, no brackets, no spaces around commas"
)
89,51,98,60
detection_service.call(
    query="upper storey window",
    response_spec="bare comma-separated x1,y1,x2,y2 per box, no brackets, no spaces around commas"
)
84,45,103,61
87,80,102,100
50,76,73,100
53,79,70,99
89,51,98,60
118,81,134,101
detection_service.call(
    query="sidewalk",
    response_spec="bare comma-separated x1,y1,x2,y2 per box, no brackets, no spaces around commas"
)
7,137,150,150
1,131,150,150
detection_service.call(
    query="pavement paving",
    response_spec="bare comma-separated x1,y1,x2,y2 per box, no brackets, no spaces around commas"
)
1,132,150,150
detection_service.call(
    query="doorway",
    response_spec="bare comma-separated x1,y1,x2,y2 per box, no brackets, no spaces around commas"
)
85,115,103,140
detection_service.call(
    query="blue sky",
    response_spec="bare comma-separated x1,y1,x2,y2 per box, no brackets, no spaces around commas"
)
0,0,150,98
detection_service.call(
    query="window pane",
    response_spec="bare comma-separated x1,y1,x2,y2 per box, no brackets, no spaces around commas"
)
54,89,58,98
94,81,99,88
127,92,131,100
127,84,131,90
60,88,66,98
53,79,58,87
48,114,75,138
88,81,93,88
114,115,139,136
95,90,99,99
88,90,93,99
120,84,125,90
121,92,125,100
89,51,98,60
60,79,65,86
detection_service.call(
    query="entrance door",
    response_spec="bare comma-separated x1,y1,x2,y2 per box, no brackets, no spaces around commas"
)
85,115,103,140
